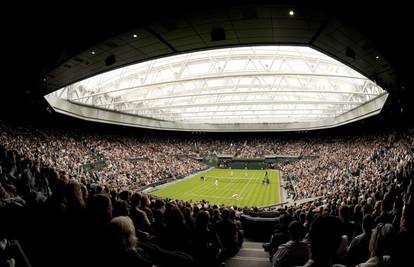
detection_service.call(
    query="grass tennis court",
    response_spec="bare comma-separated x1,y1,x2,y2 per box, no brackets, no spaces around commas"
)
150,168,280,207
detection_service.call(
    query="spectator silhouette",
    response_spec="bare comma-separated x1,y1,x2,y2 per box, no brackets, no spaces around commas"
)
300,215,346,267
272,220,309,267
265,213,292,260
390,203,414,267
129,192,151,234
112,199,129,217
104,216,152,267
85,193,113,266
216,208,239,258
356,223,394,267
347,214,375,266
192,210,223,267
155,204,192,254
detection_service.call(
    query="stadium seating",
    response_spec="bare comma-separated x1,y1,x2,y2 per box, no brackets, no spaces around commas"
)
0,120,413,267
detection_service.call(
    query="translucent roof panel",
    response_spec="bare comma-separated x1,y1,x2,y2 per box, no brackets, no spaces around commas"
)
45,46,388,130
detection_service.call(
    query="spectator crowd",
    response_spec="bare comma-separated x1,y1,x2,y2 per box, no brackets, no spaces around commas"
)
0,120,413,267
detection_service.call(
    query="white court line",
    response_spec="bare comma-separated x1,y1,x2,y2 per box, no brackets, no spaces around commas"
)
199,172,237,198
187,170,252,201
182,169,266,205
184,192,244,200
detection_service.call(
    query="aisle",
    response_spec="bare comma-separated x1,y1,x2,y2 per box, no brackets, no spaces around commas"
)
226,241,271,267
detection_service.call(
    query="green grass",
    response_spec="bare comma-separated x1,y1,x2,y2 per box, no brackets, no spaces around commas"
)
150,168,280,207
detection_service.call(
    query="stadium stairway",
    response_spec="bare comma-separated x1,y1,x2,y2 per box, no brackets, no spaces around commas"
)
226,241,271,267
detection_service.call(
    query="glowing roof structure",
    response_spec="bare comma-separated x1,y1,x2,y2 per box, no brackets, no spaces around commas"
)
45,46,388,131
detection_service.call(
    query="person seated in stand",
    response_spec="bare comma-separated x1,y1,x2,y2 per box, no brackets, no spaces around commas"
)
272,220,309,267
129,193,151,235
216,209,239,258
192,211,223,267
299,215,346,267
264,214,292,260
104,216,152,267
390,203,414,267
347,214,375,266
356,223,394,267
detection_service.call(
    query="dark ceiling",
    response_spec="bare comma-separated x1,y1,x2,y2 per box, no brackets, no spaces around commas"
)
2,1,413,129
